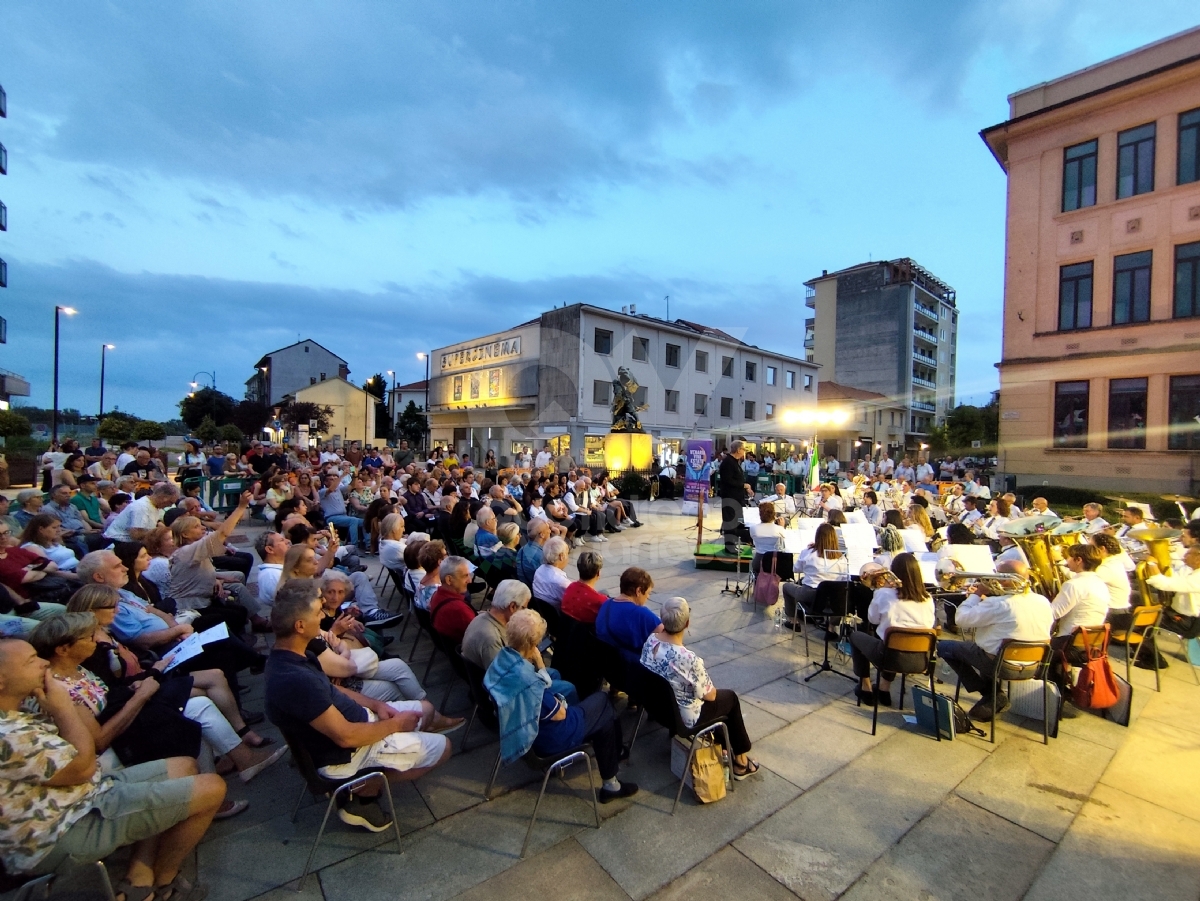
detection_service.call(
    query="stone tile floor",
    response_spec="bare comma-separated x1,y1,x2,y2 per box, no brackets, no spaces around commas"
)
19,502,1200,901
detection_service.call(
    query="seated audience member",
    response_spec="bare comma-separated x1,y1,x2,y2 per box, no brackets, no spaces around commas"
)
489,523,521,567
70,476,107,532
378,513,407,571
849,553,937,707
253,530,291,606
560,551,608,625
485,608,636,801
596,567,662,665
428,556,477,645
0,638,226,892
43,485,96,556
103,493,133,530
20,514,83,573
30,612,285,786
88,452,121,483
748,500,786,574
641,596,759,779
473,508,501,557
415,541,447,611
112,541,168,612
167,491,259,631
462,579,531,671
318,473,365,548
781,523,845,626
141,526,177,598
0,521,71,635
516,520,550,587
283,527,398,627
105,483,180,543
937,560,1054,721
265,579,454,832
532,537,572,610
12,490,45,530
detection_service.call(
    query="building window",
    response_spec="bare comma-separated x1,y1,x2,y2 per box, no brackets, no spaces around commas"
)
319,372,326,381
765,403,775,419
1178,108,1200,185
1112,251,1152,325
720,396,733,418
744,401,756,419
1108,377,1147,449
1053,381,1089,448
1117,123,1155,199
1058,261,1094,331
0,257,6,288
0,200,5,231
594,328,613,355
695,394,708,416
803,374,813,391
765,366,777,386
745,361,756,382
0,142,6,175
1175,241,1200,319
695,350,708,372
876,410,883,425
664,389,679,413
665,343,681,368
1061,139,1098,211
632,336,649,362
593,380,611,406
785,370,795,389
1167,374,1200,450
721,356,733,377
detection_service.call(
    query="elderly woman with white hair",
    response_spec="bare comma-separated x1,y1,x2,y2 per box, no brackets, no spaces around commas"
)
640,597,760,779
485,608,636,802
377,512,407,571
532,537,572,609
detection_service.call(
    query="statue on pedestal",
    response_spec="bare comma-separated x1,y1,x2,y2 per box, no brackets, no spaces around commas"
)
610,366,648,433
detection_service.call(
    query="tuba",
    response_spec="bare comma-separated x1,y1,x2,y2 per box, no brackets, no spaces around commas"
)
1129,527,1181,606
998,515,1066,599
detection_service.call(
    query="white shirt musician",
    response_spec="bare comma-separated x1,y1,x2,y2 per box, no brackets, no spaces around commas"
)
878,456,895,477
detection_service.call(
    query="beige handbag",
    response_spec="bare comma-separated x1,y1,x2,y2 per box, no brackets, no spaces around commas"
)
349,646,380,678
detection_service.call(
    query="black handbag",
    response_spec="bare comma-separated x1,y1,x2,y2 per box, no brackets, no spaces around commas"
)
100,674,203,766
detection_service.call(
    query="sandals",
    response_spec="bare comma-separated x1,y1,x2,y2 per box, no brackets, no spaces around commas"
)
235,725,275,748
116,882,156,901
156,876,208,901
732,759,761,781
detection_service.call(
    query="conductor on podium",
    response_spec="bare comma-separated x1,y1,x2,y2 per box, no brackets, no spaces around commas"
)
719,441,751,554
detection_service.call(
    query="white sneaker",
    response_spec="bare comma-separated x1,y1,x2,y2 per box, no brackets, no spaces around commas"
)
573,537,585,548
594,534,608,542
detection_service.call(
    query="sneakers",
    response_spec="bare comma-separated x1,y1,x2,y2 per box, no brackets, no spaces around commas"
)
629,521,643,528
238,745,287,783
589,534,608,542
598,782,639,803
572,537,585,548
337,795,393,832
214,799,250,820
968,692,1009,722
362,609,405,629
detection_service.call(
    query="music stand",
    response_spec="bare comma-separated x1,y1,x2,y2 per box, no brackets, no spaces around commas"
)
720,538,749,597
804,551,856,684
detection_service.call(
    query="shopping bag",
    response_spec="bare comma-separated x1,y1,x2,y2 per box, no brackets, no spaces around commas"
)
689,740,728,804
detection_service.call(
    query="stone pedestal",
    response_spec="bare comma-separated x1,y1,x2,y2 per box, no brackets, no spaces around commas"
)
603,432,653,473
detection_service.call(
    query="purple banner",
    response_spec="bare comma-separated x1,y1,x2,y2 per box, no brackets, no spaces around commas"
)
683,439,714,505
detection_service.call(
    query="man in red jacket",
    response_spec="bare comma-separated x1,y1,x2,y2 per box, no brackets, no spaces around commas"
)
428,556,476,645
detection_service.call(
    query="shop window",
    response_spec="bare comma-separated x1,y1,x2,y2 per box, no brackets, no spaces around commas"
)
1107,378,1147,449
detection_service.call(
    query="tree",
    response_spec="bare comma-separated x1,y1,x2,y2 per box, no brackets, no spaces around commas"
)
194,416,220,445
97,412,138,443
396,400,427,449
178,387,237,430
218,424,245,445
926,423,950,456
365,373,387,399
133,420,167,447
229,400,271,438
280,400,334,435
0,410,31,440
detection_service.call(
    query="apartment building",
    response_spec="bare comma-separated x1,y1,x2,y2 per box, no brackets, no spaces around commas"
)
244,339,350,406
426,304,819,467
982,26,1200,493
804,258,958,450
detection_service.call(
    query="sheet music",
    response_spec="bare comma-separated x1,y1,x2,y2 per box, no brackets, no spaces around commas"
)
917,552,940,586
901,529,930,554
839,523,877,550
844,510,867,524
945,544,996,573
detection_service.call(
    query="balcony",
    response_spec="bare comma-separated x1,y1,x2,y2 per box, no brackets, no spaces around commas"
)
915,304,939,324
911,400,936,413
803,322,814,348
912,348,937,367
912,375,936,390
805,286,816,308
913,327,937,346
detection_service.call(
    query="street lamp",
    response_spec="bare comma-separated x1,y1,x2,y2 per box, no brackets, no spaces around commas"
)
190,371,217,391
52,306,77,445
386,369,395,442
99,344,115,419
417,352,430,453
364,375,377,447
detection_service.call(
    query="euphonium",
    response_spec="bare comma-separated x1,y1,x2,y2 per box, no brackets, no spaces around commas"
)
936,563,1030,597
1129,526,1181,605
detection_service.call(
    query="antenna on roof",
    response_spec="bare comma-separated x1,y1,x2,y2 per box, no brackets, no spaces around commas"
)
665,295,670,321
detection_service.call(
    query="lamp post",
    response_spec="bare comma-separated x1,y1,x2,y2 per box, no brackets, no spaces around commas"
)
99,344,115,420
417,352,430,453
190,371,217,391
52,305,77,445
364,375,377,447
386,369,395,443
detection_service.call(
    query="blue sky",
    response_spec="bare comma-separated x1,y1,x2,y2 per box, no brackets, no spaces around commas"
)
0,1,1197,421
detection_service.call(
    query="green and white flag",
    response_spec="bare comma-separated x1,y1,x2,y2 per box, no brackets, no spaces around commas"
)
808,442,819,488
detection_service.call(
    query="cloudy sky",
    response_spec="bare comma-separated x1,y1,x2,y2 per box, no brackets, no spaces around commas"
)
1,1,1197,421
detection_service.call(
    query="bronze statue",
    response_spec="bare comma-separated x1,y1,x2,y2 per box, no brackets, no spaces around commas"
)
611,366,648,432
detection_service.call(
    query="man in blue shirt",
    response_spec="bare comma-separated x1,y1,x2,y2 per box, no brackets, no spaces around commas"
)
318,473,365,547
516,521,548,587
265,579,454,832
43,485,98,557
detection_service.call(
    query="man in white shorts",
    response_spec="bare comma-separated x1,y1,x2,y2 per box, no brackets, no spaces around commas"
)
265,579,458,831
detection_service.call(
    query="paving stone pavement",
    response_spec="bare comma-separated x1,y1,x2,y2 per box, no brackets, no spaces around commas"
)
16,500,1200,901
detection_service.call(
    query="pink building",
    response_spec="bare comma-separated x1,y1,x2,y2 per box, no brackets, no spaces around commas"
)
983,26,1200,494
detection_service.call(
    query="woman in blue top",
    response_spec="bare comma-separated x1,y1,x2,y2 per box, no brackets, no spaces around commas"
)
505,608,637,803
596,567,662,665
